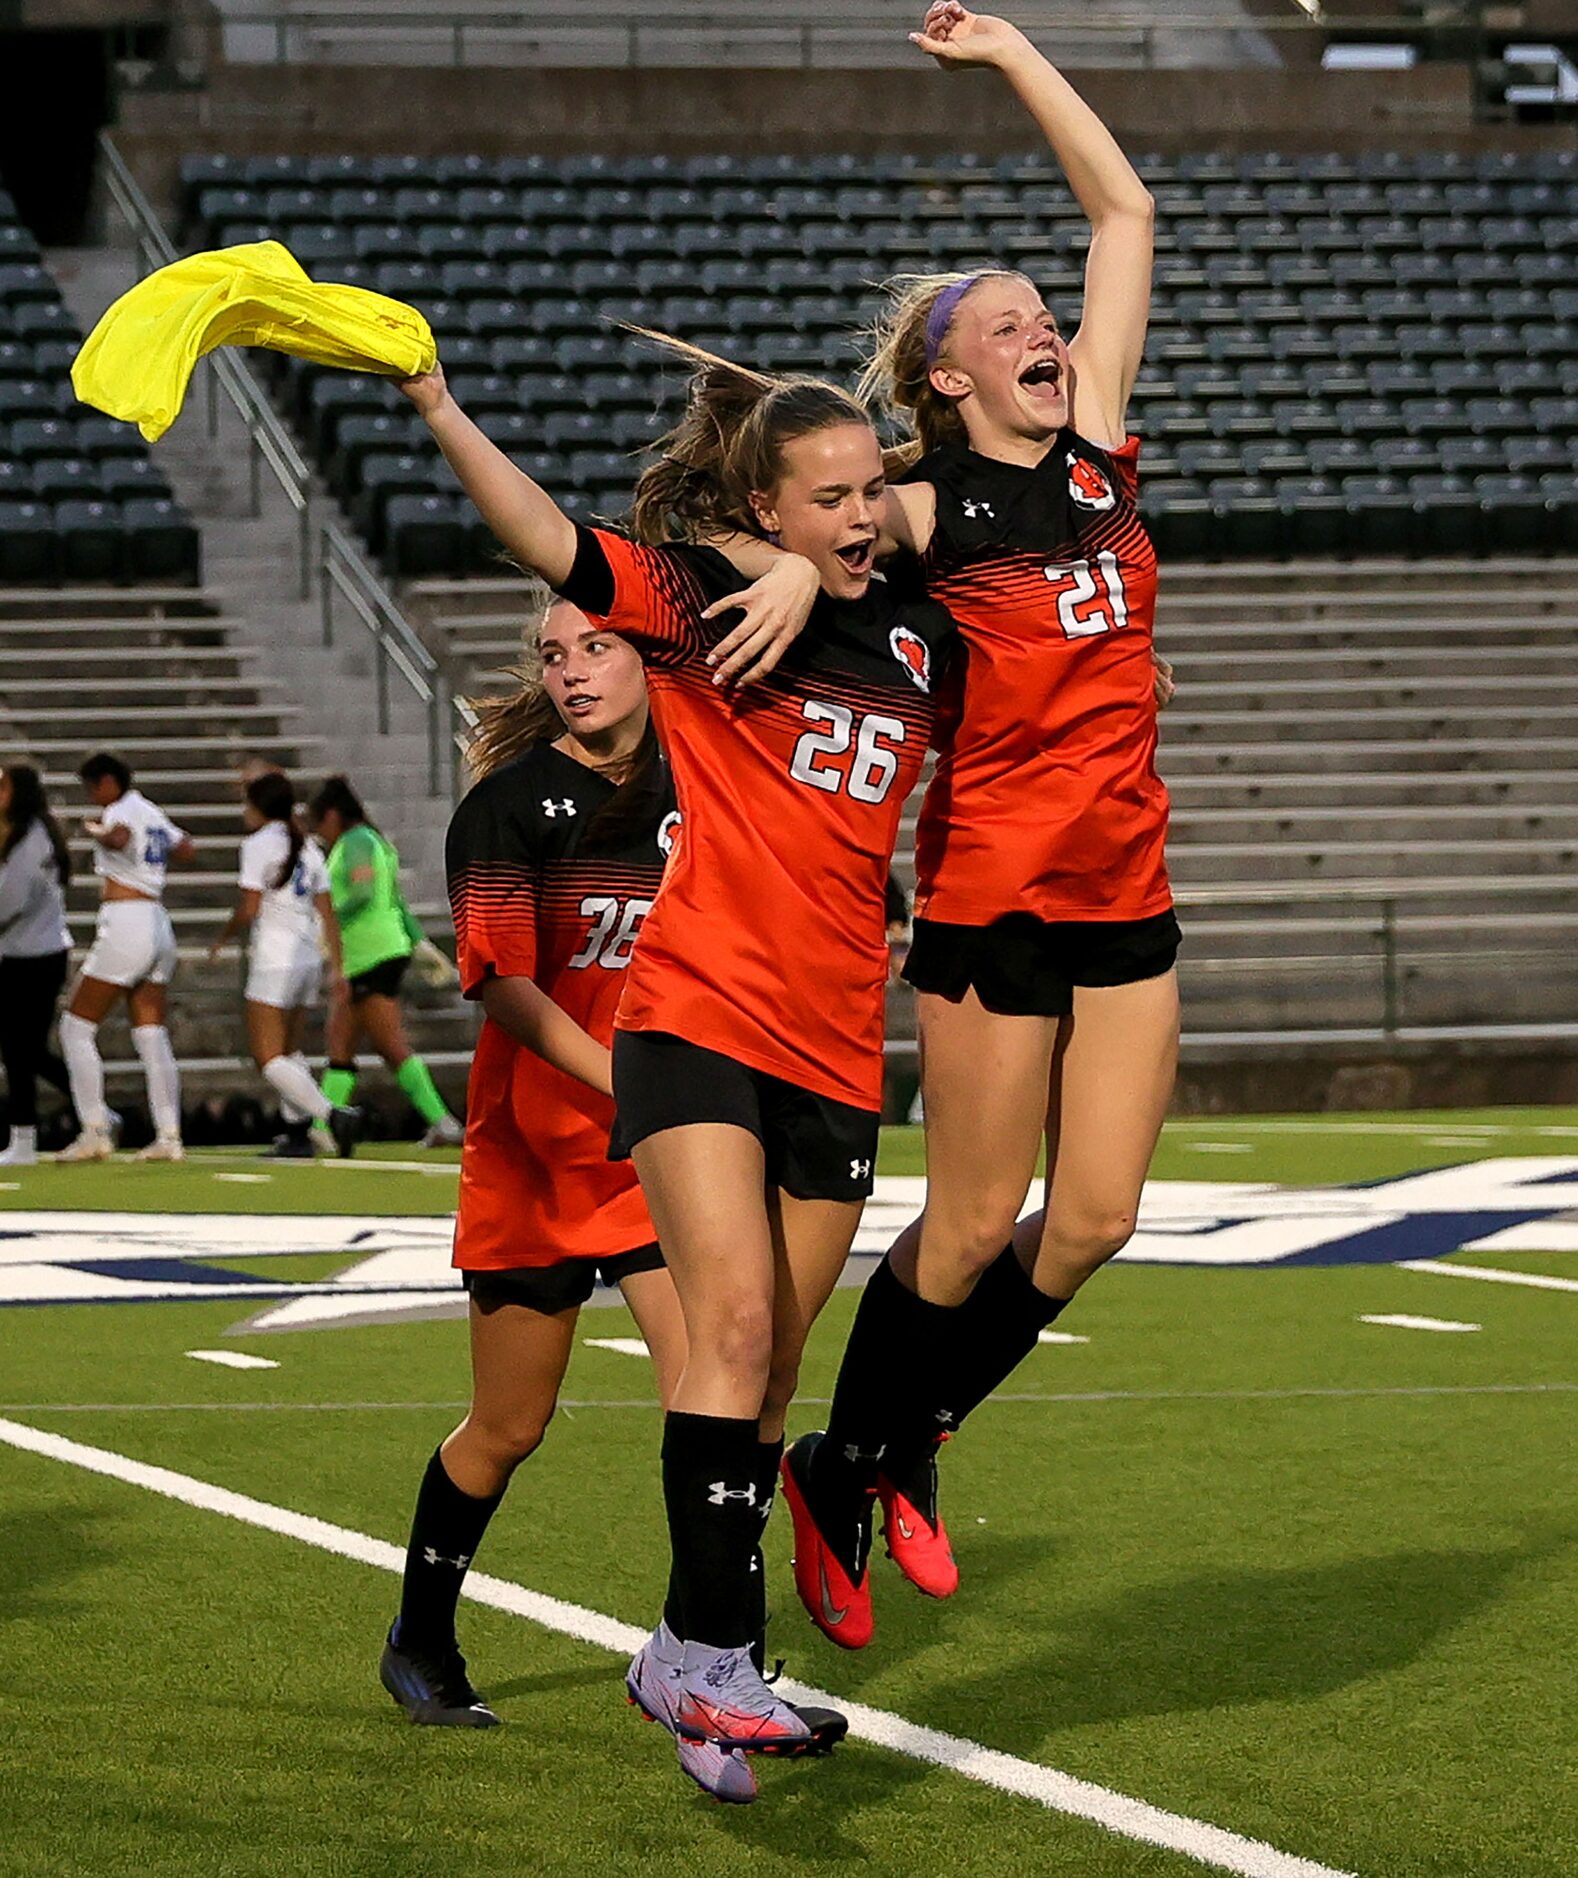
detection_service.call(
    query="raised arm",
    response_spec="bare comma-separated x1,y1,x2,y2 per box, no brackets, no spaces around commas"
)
399,365,578,588
912,4,1153,445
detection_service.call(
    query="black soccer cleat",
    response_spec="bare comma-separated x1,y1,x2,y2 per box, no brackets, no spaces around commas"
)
263,1132,315,1160
748,1636,849,1758
379,1624,500,1728
329,1105,363,1160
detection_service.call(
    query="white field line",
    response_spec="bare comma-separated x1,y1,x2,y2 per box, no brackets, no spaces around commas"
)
1037,1331,1090,1345
1402,1259,1578,1295
1357,1314,1480,1334
582,1337,650,1358
185,1349,281,1370
4,1382,1578,1416
0,1415,1355,1878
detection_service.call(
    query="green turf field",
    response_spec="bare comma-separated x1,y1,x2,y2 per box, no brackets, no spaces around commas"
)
2,1113,1576,1877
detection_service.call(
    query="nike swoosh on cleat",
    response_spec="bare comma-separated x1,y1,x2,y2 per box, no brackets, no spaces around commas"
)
819,1558,848,1626
895,1512,916,1542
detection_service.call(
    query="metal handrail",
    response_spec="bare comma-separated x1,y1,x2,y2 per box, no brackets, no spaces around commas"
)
319,520,454,794
97,132,317,599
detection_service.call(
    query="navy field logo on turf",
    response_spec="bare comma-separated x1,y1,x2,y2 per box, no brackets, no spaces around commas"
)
3,1159,1577,1320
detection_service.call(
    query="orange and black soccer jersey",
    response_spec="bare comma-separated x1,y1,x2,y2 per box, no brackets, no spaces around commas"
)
904,432,1172,926
446,742,677,1271
560,525,956,1113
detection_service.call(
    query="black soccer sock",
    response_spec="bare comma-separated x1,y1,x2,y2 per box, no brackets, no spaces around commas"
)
748,1436,784,1646
661,1411,764,1650
395,1447,505,1654
814,1256,959,1511
884,1243,1070,1479
284,1117,312,1146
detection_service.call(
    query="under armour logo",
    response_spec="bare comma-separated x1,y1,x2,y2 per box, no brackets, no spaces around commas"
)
935,1409,956,1427
850,1158,872,1181
843,1441,886,1466
422,1546,472,1570
962,498,995,520
542,797,576,817
707,1481,757,1507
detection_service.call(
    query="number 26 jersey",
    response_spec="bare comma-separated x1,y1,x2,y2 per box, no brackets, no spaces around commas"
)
562,526,957,1113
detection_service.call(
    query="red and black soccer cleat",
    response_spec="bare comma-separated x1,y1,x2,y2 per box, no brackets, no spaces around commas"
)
780,1431,876,1651
877,1435,959,1600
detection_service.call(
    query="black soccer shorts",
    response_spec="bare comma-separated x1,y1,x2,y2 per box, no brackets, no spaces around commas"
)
461,1242,666,1315
903,908,1182,1018
608,1030,879,1204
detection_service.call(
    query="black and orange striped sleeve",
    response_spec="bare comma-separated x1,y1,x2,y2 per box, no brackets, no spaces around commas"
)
558,524,709,667
445,774,540,998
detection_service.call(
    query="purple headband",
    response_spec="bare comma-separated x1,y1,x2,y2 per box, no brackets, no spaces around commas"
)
923,275,988,366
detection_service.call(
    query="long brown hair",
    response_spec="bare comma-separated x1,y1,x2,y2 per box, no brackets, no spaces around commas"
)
465,585,666,856
1,762,71,889
627,327,871,546
858,269,1026,472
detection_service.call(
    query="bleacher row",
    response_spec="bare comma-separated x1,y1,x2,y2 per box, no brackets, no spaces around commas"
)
177,148,1578,574
0,196,201,586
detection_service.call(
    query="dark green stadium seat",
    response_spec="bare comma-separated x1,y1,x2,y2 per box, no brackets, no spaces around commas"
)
490,336,557,374
31,456,98,502
55,498,124,581
355,453,441,547
1471,475,1551,553
1274,476,1348,555
1409,474,1481,553
0,497,55,579
11,417,81,460
385,493,465,578
123,498,200,583
99,459,173,503
330,414,424,488
1338,474,1417,555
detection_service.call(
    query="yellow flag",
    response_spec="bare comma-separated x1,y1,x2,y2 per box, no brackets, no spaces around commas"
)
71,240,437,441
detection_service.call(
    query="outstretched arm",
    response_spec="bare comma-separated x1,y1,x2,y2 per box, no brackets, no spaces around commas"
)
911,4,1153,446
399,365,577,587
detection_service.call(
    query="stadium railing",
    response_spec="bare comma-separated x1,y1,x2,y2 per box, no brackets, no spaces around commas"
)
100,133,316,598
319,519,456,794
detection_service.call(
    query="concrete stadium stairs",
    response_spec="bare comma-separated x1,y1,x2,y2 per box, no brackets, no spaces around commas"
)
16,245,479,1122
405,558,1578,1047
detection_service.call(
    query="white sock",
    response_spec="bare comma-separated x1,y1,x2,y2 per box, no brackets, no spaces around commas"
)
262,1053,332,1123
131,1025,182,1139
0,1125,37,1165
60,1013,109,1131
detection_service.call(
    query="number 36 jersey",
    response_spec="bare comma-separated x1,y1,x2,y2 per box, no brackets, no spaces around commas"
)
905,433,1172,926
445,740,677,1270
563,526,957,1113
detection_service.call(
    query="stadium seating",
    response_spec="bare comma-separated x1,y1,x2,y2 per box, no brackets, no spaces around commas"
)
0,190,202,585
178,148,1578,576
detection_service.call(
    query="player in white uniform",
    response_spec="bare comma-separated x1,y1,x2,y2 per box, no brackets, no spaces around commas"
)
59,752,195,1163
209,771,362,1158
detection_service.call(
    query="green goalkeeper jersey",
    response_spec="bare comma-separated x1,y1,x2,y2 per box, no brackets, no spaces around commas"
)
325,822,422,978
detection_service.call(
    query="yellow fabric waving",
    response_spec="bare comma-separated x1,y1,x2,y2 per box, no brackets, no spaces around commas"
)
71,240,436,441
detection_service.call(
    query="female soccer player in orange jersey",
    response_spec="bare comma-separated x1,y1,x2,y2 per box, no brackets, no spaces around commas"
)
394,349,953,1799
783,3,1178,1651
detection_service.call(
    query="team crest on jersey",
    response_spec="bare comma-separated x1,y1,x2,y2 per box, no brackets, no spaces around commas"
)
1067,453,1116,512
888,625,932,693
657,811,682,856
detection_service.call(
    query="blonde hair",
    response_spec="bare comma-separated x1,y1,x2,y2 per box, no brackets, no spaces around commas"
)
626,326,871,545
858,269,1027,472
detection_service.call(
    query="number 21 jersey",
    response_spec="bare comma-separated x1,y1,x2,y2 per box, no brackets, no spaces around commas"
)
905,432,1171,925
562,527,956,1112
